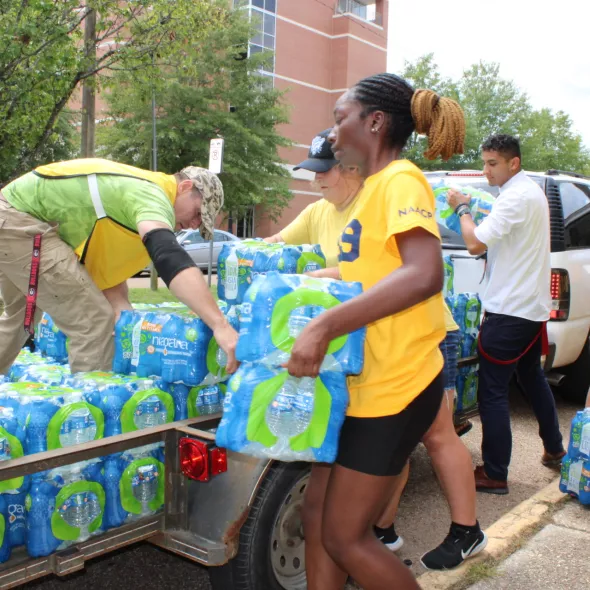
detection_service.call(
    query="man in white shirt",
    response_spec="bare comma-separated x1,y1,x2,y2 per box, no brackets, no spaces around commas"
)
447,134,565,495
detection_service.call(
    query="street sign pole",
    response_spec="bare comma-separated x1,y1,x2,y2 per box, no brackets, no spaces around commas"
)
207,138,225,288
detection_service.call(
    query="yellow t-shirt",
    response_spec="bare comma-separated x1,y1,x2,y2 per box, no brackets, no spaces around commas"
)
280,197,359,267
338,159,446,418
444,301,459,332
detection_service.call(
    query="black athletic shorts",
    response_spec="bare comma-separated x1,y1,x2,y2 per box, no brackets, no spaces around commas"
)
335,371,444,476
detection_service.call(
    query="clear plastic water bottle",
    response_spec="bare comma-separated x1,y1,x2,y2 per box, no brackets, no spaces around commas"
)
61,491,99,542
59,406,97,447
134,396,168,430
216,347,228,369
225,249,239,301
132,463,159,516
288,307,312,339
266,379,298,438
202,386,221,415
293,378,315,435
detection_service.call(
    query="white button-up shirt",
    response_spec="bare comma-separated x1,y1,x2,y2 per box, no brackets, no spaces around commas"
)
474,170,552,322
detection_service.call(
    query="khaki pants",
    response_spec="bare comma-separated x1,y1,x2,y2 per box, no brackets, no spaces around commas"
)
0,193,114,374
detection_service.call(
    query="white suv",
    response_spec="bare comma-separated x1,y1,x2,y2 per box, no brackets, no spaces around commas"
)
427,169,590,405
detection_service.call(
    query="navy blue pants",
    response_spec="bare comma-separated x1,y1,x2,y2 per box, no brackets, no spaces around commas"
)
478,312,564,481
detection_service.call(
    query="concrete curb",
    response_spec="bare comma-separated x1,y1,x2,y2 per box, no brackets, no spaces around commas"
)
417,476,567,590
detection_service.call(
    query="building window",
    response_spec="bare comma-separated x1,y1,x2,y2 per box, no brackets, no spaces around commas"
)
234,0,276,75
335,0,382,26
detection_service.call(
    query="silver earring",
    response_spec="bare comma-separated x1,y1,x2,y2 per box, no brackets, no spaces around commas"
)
372,127,379,134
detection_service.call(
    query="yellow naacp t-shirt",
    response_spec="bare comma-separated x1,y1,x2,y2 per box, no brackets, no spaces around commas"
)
280,197,359,268
444,301,459,332
338,159,446,418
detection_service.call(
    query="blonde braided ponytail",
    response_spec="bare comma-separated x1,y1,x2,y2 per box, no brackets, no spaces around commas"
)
411,89,465,161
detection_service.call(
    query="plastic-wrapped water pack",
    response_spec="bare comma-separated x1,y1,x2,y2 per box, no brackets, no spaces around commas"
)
216,363,348,463
432,180,494,236
26,459,105,557
447,293,482,358
8,349,48,382
113,310,211,386
103,443,165,530
236,273,365,374
35,313,69,364
218,240,327,305
18,363,71,386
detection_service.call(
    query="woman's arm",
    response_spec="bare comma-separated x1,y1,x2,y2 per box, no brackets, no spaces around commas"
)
306,267,340,279
287,227,443,377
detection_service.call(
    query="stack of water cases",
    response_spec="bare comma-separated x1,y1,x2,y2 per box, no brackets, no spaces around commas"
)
35,313,69,364
444,257,482,412
216,272,366,463
217,240,327,306
560,409,590,504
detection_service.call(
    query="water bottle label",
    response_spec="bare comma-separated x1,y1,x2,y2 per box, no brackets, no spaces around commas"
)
294,395,314,413
203,387,219,405
568,460,583,493
60,414,91,435
136,400,162,416
132,464,158,487
270,392,293,414
59,491,99,524
288,308,313,338
580,423,590,456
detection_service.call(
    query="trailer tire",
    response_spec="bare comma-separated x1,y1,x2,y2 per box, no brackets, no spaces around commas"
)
208,461,310,590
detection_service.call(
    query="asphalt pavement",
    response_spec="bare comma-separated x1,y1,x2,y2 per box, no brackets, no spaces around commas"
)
22,389,579,590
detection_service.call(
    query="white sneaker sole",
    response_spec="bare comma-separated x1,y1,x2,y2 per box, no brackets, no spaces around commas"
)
419,532,488,571
383,536,404,552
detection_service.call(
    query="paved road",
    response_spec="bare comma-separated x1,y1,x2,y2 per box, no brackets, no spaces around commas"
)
22,390,579,590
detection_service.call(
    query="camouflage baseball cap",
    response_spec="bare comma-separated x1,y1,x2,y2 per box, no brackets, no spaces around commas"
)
180,166,224,241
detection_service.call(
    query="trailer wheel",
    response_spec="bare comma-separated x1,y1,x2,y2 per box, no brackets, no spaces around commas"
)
209,461,310,590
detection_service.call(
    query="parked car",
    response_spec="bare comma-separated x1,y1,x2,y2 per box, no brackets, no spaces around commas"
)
178,229,240,271
138,229,240,275
428,169,590,405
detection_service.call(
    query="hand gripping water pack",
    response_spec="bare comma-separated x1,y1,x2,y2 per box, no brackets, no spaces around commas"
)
8,349,48,382
236,273,365,375
567,408,590,461
114,310,211,386
13,387,104,455
432,181,495,236
35,313,69,364
65,372,166,437
103,443,165,530
216,363,348,463
559,454,590,505
218,241,327,305
26,459,105,557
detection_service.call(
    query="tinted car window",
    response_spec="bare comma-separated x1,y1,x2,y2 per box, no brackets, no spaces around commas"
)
559,182,590,219
182,231,205,245
213,231,227,242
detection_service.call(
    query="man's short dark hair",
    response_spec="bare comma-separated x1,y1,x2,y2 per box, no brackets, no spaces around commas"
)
481,134,521,161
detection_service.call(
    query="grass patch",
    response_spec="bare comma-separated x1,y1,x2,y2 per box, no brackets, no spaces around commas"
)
456,559,498,588
128,288,179,305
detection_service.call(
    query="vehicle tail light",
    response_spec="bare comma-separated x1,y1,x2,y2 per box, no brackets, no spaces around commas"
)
550,269,570,321
179,437,228,482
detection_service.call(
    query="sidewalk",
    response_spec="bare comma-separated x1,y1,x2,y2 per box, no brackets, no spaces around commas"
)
417,477,587,590
466,499,589,590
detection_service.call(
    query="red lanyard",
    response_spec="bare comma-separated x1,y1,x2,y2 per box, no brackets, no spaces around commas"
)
24,234,42,336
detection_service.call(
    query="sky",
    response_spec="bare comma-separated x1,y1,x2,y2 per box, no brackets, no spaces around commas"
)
387,0,590,148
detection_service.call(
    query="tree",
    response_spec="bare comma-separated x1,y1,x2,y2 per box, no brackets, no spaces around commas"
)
0,0,226,184
398,55,590,174
97,8,293,221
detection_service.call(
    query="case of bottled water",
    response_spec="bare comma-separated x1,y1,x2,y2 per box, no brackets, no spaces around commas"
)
114,310,211,386
236,273,365,375
3,490,27,548
66,372,162,437
432,181,494,236
216,363,348,463
0,495,11,563
18,364,71,386
559,455,590,504
8,349,48,382
0,405,30,495
118,387,174,433
103,443,165,530
443,255,454,298
12,387,103,455
35,313,69,364
455,365,479,412
25,459,105,558
447,292,482,358
217,241,327,305
567,408,590,461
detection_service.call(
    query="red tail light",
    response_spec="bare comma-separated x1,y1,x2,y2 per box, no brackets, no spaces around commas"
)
179,437,228,482
550,269,570,321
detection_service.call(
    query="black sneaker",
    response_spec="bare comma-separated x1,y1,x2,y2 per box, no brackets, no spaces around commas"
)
420,523,487,570
374,524,404,552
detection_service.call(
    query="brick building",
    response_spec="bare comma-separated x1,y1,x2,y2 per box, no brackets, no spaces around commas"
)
240,0,389,237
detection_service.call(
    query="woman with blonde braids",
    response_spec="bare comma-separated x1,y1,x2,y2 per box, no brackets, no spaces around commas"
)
286,73,484,590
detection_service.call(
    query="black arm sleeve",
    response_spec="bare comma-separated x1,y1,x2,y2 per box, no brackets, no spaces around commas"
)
142,228,197,287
